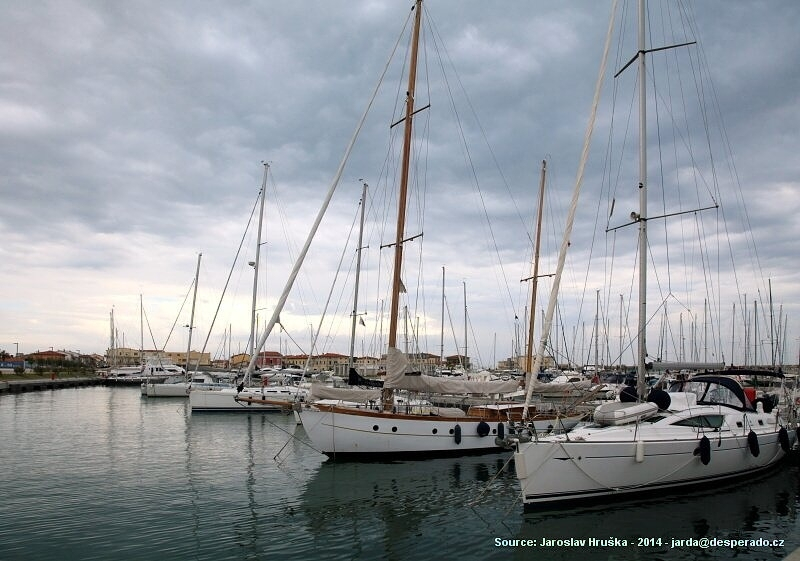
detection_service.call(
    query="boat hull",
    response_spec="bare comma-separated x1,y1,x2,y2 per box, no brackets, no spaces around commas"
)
514,422,793,507
189,387,303,412
298,405,508,459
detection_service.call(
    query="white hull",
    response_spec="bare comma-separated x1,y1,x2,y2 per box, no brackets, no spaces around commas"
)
189,386,305,412
513,404,794,507
146,383,191,397
298,405,508,458
144,382,234,397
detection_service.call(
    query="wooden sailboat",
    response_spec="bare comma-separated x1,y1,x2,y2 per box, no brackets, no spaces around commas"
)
297,0,525,459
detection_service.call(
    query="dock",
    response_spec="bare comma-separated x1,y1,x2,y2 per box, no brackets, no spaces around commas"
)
0,377,108,394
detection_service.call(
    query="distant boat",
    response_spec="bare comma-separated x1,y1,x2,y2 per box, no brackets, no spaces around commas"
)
106,361,186,386
143,371,234,398
506,0,797,508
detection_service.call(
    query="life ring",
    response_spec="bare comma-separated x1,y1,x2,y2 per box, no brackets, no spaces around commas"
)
747,430,760,457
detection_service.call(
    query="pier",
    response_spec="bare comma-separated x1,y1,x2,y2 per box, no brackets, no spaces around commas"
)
0,377,107,394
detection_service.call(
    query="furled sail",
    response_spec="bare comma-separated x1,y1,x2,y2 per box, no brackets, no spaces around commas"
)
383,347,520,395
309,383,382,402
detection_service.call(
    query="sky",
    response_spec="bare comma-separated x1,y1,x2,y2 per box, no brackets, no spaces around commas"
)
1,1,798,369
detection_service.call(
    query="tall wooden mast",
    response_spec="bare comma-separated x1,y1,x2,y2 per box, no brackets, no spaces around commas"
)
388,0,423,350
524,160,547,375
384,0,423,410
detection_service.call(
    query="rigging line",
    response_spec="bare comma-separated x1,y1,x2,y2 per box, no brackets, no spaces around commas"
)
686,12,767,305
443,294,463,368
140,305,161,358
265,416,325,459
467,452,516,508
195,183,260,355
424,9,520,325
245,7,410,376
279,322,309,357
647,4,676,295
305,193,363,368
694,209,722,356
424,7,531,247
466,312,484,369
597,69,639,353
162,277,195,350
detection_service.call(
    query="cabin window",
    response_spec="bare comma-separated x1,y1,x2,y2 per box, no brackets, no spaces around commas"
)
672,414,724,429
681,381,741,408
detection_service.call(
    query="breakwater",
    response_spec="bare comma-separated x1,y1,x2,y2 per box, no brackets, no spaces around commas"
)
0,377,106,394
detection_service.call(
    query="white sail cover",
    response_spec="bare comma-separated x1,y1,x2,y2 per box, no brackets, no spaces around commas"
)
309,383,381,402
384,347,520,395
526,379,594,394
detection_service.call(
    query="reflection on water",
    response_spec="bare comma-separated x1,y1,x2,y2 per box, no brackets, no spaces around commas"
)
515,466,800,561
299,453,519,561
0,387,798,561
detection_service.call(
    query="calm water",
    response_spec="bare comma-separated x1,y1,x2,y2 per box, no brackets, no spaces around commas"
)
1,386,799,561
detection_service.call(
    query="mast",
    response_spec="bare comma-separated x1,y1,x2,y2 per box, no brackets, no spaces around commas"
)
185,253,202,375
248,163,268,377
635,0,648,400
754,299,758,366
594,289,600,372
525,160,546,375
463,281,467,369
731,302,735,366
619,294,624,369
110,308,115,367
440,266,445,367
139,294,143,364
348,181,368,370
384,0,422,410
769,278,775,368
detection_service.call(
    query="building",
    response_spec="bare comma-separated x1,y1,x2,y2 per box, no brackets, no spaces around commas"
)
105,347,211,368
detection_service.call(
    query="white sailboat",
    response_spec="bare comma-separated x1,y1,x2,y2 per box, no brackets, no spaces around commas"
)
190,163,308,412
506,0,796,508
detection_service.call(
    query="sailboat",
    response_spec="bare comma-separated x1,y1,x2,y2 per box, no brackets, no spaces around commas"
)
143,254,236,397
189,163,308,412
506,0,796,508
296,0,533,459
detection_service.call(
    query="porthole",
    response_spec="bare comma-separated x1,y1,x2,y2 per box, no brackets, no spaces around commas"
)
392,426,398,432
432,428,438,434
449,428,454,435
372,425,379,431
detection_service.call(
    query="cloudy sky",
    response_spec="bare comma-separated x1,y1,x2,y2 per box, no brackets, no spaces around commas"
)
2,1,798,369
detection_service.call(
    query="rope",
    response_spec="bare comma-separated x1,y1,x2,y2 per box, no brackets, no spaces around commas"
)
467,452,516,507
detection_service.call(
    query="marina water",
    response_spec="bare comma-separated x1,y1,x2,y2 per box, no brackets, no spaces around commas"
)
2,386,799,560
